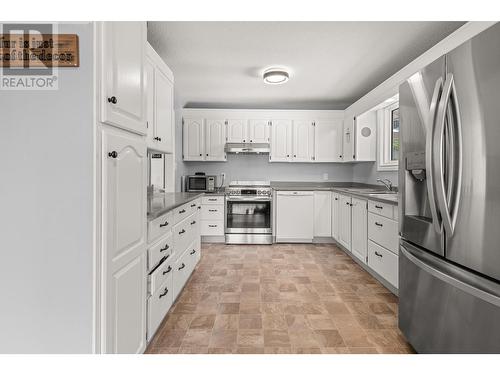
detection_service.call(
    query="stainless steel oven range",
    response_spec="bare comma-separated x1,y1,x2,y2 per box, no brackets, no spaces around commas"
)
225,181,272,244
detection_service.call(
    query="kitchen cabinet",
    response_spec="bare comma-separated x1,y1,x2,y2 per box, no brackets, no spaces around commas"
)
351,197,368,263
368,240,398,288
338,194,352,251
183,118,205,161
226,119,247,143
314,119,343,162
342,114,376,162
100,22,147,135
331,192,340,241
201,195,225,238
270,119,293,162
293,120,314,162
101,126,147,354
205,119,227,161
145,43,174,153
248,119,270,143
342,117,355,162
314,191,332,237
276,191,314,242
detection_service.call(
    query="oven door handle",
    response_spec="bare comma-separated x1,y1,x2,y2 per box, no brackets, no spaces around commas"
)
226,197,271,202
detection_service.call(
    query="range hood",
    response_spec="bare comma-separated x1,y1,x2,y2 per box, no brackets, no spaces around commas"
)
224,143,270,154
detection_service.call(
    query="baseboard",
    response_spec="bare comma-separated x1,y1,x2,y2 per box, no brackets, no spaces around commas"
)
201,235,225,243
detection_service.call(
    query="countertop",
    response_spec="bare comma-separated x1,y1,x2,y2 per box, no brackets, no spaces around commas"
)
147,192,204,220
271,181,399,205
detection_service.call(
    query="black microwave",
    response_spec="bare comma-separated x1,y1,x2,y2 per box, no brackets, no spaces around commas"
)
184,175,216,192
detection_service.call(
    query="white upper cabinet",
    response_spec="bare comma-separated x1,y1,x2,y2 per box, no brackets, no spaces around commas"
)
101,127,147,354
342,113,376,162
100,22,146,135
270,119,292,162
331,192,340,241
342,117,355,162
145,43,174,153
314,191,332,237
338,194,352,251
351,197,368,263
205,118,227,161
314,119,343,162
293,120,315,162
183,118,205,161
248,119,270,143
226,119,247,143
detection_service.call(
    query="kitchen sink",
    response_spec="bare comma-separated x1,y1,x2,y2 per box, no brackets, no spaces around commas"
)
368,193,398,201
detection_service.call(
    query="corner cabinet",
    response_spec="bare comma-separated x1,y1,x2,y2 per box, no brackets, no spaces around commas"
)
101,126,147,354
99,22,147,135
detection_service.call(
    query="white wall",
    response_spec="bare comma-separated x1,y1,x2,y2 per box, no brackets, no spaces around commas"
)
352,163,398,187
0,23,94,353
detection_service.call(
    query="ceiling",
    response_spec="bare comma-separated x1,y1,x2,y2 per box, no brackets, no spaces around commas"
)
147,21,464,110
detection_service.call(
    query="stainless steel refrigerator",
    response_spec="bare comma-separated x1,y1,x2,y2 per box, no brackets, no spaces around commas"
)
399,23,500,353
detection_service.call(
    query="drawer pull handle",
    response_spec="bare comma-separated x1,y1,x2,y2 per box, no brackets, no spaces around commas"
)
191,203,196,207
178,263,186,270
191,220,196,225
179,229,186,235
208,198,217,201
208,209,218,212
346,202,350,206
374,251,383,258
159,221,169,228
163,265,172,275
190,249,196,255
208,225,217,228
160,244,170,252
159,287,169,298
375,222,383,227
375,205,383,209
179,209,186,214
198,206,201,210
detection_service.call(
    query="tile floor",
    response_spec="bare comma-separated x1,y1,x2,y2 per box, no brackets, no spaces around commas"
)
146,243,415,354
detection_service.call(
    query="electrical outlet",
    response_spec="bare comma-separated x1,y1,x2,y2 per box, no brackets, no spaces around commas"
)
322,173,329,181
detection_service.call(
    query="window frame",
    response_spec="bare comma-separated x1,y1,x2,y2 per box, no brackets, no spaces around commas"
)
377,101,399,171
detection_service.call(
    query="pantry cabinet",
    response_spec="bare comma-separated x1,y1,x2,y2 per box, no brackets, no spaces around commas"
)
99,22,147,135
183,118,205,161
293,120,315,162
351,197,368,263
314,119,343,162
314,191,332,237
338,194,352,251
101,126,147,354
270,119,293,162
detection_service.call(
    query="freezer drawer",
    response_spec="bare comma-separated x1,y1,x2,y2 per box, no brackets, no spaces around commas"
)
399,240,500,353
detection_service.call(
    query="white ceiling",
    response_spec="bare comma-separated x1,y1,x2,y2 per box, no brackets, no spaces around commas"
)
147,21,464,110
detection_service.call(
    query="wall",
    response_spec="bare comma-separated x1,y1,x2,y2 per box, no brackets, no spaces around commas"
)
352,162,399,187
0,23,94,353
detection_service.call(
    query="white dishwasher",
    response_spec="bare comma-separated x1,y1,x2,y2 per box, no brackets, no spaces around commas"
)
276,191,314,243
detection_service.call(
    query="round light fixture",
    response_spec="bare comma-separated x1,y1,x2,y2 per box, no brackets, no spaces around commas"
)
263,68,289,85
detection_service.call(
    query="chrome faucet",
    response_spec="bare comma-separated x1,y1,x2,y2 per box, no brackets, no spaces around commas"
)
377,178,393,191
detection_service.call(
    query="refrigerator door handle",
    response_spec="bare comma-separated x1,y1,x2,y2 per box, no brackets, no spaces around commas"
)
401,243,500,308
434,73,463,236
426,77,443,233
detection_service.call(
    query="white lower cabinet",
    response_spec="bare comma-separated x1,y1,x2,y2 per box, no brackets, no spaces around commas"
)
367,212,399,253
314,191,332,237
351,197,368,263
368,240,398,288
173,248,192,300
338,194,352,251
200,195,225,238
331,193,340,241
276,191,314,242
147,266,173,340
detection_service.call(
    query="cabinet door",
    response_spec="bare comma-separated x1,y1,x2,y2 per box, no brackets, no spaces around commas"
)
338,194,352,251
248,119,269,143
293,120,314,162
343,117,355,162
276,192,314,242
100,22,146,135
154,68,174,153
183,118,204,161
205,119,227,161
227,119,247,143
145,57,155,149
314,119,343,162
314,191,332,237
351,198,368,263
270,119,292,162
102,127,147,353
331,193,340,241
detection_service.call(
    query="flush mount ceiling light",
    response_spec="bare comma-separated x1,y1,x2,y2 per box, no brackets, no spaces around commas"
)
263,68,289,85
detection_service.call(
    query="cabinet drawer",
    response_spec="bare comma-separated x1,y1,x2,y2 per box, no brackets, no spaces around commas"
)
201,221,224,236
368,200,395,220
368,240,398,288
173,249,192,301
148,255,174,295
202,195,224,205
368,212,398,253
148,211,173,243
148,233,173,270
173,212,198,256
174,201,197,225
147,276,173,340
186,238,201,269
201,205,224,221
